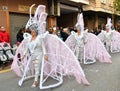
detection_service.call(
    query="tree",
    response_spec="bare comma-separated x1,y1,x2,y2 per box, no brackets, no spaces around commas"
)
114,0,120,12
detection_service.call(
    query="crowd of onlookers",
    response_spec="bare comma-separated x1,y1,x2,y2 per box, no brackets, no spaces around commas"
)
1,25,120,45
48,26,99,41
48,26,79,41
48,25,120,41
1,25,120,44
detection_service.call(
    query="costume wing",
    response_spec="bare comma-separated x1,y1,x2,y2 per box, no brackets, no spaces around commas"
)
111,31,120,53
85,33,112,63
97,30,105,43
11,35,34,77
98,30,120,53
65,32,112,63
65,32,76,52
11,33,33,77
41,34,89,89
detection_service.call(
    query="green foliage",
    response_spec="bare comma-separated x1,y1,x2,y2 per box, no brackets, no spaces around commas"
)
114,0,120,11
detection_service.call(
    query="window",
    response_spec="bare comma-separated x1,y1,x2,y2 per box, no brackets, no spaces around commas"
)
101,0,106,4
109,0,114,6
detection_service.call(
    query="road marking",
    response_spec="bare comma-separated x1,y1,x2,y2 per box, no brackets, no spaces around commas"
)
72,89,75,91
0,69,11,74
84,69,99,73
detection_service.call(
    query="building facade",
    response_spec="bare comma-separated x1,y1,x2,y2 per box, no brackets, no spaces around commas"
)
58,0,120,31
57,0,89,28
83,0,120,31
0,0,49,45
0,0,89,45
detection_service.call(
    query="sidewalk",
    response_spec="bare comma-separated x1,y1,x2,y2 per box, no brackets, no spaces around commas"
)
0,61,12,75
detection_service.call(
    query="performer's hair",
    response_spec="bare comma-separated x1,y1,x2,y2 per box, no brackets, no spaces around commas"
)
28,23,39,35
76,24,81,30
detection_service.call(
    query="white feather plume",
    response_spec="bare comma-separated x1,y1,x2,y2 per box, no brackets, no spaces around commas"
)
75,13,84,32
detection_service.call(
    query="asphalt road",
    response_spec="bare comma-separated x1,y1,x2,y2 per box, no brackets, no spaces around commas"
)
0,53,120,91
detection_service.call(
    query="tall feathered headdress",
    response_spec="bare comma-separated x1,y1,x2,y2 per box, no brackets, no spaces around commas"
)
105,17,112,30
75,13,84,32
25,4,48,34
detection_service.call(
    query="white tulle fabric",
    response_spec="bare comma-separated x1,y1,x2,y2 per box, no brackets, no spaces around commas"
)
75,13,84,32
98,30,120,53
11,33,90,89
105,17,112,29
65,32,112,63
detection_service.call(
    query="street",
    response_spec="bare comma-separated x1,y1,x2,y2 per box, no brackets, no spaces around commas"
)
0,53,120,91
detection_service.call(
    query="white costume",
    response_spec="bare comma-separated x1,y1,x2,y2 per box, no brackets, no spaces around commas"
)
23,35,46,81
103,30,113,52
73,31,87,61
100,18,113,52
98,18,120,53
72,13,87,62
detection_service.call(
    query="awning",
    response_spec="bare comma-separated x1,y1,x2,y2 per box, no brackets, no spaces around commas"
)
69,0,89,5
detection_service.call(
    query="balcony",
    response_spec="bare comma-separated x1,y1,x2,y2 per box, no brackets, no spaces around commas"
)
60,0,89,7
83,0,114,14
69,0,89,4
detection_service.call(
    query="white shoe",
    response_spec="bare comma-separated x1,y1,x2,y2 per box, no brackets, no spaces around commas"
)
31,81,38,88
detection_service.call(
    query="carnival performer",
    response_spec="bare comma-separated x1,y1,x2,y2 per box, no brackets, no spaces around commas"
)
72,19,87,63
98,18,120,53
23,24,48,87
11,4,90,90
65,13,112,64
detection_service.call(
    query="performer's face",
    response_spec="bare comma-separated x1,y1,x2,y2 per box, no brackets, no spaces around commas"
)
77,28,81,32
106,28,109,32
76,26,81,32
31,30,37,36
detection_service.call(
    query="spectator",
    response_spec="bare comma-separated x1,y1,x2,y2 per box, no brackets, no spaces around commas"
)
70,27,74,32
0,26,10,43
61,28,69,41
16,27,25,44
48,27,53,34
52,26,57,35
